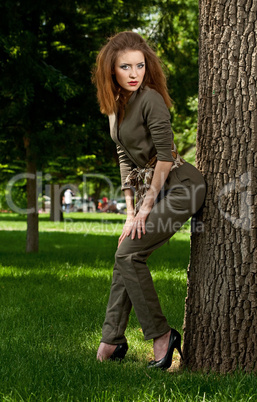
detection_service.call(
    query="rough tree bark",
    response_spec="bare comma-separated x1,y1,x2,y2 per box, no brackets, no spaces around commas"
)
183,0,257,372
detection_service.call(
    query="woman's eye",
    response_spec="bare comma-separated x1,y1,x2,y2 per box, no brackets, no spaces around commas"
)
120,64,145,70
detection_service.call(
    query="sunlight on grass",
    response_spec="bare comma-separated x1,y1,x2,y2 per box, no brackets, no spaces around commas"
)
0,213,256,401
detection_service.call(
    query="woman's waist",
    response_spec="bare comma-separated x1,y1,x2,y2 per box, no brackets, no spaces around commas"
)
164,162,205,189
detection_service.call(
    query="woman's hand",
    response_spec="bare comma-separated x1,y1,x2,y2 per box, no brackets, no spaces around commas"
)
118,214,135,248
118,204,152,248
130,204,152,241
118,160,173,248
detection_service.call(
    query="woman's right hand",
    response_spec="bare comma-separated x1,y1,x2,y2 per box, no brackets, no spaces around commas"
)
118,215,135,248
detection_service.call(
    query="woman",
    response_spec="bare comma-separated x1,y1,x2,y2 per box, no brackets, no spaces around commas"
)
92,31,206,370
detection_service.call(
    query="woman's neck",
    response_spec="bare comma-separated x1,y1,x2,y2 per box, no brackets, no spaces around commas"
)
117,91,130,125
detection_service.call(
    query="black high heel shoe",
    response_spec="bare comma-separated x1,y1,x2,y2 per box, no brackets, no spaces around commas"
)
147,329,183,370
109,342,128,361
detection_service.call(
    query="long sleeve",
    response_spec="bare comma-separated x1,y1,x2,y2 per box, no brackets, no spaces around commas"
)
142,90,175,163
116,144,136,190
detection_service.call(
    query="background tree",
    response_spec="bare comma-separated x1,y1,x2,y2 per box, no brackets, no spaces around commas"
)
183,0,257,372
144,0,199,162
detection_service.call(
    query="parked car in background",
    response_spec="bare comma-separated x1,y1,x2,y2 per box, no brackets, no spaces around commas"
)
72,197,96,212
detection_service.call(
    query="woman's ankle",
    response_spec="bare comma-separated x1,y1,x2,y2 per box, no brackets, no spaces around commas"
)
96,342,117,361
153,330,171,361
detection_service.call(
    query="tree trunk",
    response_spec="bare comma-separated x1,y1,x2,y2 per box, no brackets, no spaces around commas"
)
26,159,39,253
50,184,64,222
183,0,257,373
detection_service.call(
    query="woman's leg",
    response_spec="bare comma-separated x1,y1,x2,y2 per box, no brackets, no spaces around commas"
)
101,264,132,344
97,266,132,360
101,163,206,346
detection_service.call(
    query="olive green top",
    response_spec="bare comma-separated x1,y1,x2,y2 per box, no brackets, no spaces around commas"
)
109,86,176,191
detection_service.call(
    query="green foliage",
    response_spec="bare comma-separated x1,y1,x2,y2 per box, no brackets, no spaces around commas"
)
143,0,199,159
0,182,27,212
172,96,198,164
154,0,199,115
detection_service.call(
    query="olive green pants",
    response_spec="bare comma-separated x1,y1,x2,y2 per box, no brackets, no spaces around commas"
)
101,162,206,344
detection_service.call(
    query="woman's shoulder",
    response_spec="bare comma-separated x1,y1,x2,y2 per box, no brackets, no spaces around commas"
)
138,86,168,114
137,86,166,107
139,86,163,100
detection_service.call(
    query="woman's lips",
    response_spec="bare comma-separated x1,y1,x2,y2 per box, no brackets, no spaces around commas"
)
128,81,138,86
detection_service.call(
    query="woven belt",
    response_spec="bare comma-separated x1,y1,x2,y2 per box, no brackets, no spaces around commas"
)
124,142,185,215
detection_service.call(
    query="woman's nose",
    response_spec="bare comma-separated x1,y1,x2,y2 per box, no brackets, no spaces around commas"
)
129,68,137,78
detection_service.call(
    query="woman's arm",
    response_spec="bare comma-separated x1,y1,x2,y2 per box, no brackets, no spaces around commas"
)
131,160,173,240
118,188,134,248
118,160,173,247
123,188,134,215
141,160,173,211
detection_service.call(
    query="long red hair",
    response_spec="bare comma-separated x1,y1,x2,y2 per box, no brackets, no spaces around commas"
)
92,31,172,115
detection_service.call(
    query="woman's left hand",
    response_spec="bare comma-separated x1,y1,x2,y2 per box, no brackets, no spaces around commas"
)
130,204,152,240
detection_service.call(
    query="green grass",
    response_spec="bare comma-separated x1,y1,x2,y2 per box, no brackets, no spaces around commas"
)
0,213,256,401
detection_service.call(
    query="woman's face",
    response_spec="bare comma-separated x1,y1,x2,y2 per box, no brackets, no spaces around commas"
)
114,50,145,94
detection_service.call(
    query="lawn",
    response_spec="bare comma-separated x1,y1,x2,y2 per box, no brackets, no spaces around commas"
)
0,213,256,401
